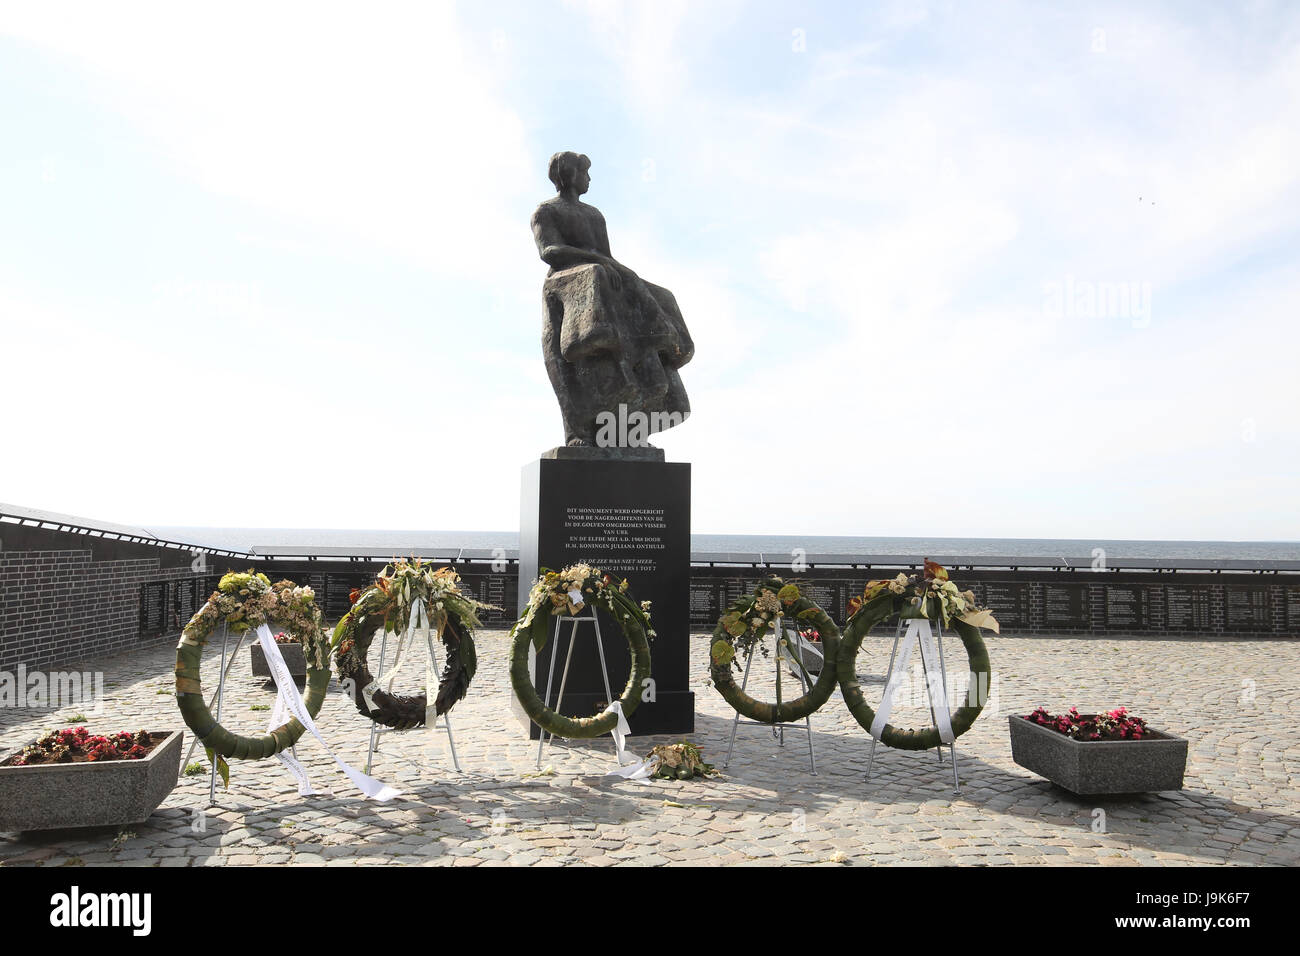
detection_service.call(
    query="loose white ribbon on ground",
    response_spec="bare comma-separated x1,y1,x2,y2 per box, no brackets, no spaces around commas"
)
255,624,402,801
602,701,657,782
869,618,955,745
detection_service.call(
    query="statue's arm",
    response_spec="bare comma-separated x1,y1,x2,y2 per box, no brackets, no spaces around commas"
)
593,211,613,259
592,212,639,284
532,208,615,271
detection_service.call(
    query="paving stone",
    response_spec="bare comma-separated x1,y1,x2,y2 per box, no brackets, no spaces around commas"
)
2,631,1297,866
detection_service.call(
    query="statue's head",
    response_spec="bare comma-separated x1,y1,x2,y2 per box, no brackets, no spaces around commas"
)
548,151,591,196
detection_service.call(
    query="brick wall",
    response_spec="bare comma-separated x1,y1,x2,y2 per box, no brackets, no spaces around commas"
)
0,531,214,672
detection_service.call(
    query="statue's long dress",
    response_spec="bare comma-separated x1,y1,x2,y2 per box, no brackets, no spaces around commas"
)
543,262,692,445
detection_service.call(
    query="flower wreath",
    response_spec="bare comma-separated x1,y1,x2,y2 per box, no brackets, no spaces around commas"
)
509,565,653,740
644,741,719,780
708,577,841,724
332,561,494,730
835,561,997,750
174,571,331,760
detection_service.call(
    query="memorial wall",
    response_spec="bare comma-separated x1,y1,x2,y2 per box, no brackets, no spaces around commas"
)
4,538,1292,675
686,567,1297,637
181,559,1298,638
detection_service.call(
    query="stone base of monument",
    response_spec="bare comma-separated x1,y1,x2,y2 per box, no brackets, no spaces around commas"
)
543,444,664,462
517,455,695,739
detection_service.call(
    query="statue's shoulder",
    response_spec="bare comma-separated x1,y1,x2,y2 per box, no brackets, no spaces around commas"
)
531,197,562,224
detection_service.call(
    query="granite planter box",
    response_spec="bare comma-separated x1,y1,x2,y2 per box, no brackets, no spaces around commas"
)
1008,715,1188,795
251,641,306,679
0,730,183,832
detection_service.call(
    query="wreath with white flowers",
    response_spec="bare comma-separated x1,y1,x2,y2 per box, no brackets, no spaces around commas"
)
175,571,331,762
509,565,653,740
836,561,997,750
332,561,495,729
708,577,841,724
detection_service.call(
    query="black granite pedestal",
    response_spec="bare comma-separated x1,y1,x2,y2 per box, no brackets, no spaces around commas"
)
517,455,695,738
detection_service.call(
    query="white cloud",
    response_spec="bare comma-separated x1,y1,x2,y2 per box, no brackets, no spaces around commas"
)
2,1,539,283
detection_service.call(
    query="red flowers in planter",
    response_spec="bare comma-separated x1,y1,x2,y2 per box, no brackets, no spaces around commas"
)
1026,706,1148,741
272,631,299,645
7,727,154,766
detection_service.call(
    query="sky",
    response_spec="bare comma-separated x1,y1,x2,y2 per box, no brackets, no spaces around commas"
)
1,0,1297,541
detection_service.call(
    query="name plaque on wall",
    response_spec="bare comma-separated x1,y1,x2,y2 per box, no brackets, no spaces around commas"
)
977,581,1030,630
689,578,726,625
457,571,515,625
324,573,372,619
1164,585,1213,631
1102,585,1151,630
170,578,199,633
1224,585,1271,632
139,582,168,638
1288,587,1300,630
1042,583,1090,628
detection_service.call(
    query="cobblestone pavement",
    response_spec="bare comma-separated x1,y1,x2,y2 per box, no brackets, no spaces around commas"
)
2,630,1297,866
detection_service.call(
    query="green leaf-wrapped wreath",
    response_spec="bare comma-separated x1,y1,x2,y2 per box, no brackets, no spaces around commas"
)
174,571,331,760
332,561,495,730
509,565,653,740
708,576,841,724
836,562,996,751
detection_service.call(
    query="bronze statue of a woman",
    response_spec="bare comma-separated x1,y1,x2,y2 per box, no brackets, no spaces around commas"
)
531,151,693,453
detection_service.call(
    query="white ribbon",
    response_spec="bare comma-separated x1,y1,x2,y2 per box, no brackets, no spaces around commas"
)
267,688,317,796
360,600,421,709
413,599,441,750
869,618,955,745
425,646,438,749
915,619,955,745
256,624,402,801
602,701,657,783
357,598,437,739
